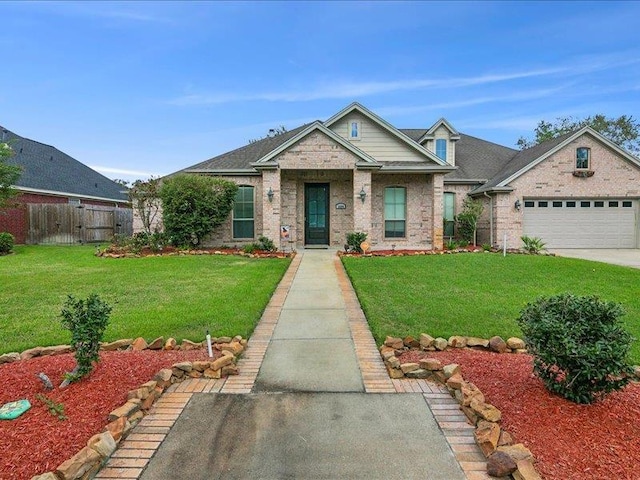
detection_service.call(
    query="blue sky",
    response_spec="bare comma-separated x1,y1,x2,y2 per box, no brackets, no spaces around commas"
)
1,1,639,182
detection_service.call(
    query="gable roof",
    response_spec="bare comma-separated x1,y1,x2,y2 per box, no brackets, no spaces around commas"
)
418,118,461,142
1,127,128,202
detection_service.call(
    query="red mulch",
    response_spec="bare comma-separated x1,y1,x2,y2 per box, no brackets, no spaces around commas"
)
399,349,640,480
0,349,211,480
99,246,291,258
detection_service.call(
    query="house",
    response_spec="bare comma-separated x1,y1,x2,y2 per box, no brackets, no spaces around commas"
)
170,102,640,250
0,127,131,244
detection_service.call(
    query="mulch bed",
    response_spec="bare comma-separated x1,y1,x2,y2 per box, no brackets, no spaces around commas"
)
98,246,292,258
399,349,640,480
0,349,211,480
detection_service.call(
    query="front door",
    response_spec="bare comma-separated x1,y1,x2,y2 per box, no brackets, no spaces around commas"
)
305,183,330,245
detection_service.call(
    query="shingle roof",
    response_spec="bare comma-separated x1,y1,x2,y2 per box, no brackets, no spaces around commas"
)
451,134,518,181
1,127,128,202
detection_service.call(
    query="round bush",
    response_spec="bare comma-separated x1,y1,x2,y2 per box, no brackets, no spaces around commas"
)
0,232,15,255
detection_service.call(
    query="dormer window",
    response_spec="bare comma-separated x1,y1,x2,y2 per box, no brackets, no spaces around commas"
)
436,139,447,161
576,147,590,169
349,121,361,140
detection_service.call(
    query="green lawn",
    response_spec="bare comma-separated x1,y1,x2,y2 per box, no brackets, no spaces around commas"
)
0,246,291,354
342,253,640,364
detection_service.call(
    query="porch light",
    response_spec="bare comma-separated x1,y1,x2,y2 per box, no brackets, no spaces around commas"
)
267,187,274,202
359,187,366,203
514,199,521,211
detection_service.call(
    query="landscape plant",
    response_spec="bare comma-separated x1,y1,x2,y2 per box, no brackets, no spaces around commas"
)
346,232,368,253
516,293,635,404
128,177,162,235
160,174,238,247
521,235,546,254
257,235,277,252
60,293,112,382
455,198,484,245
0,232,14,255
0,141,21,210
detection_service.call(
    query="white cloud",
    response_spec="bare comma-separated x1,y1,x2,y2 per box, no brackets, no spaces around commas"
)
90,166,164,178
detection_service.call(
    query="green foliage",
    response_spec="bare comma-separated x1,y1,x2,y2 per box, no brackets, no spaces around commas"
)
0,232,15,255
242,243,257,254
346,232,368,253
517,293,634,404
257,236,277,252
35,394,67,420
517,114,640,154
128,177,162,235
109,232,169,253
60,293,112,381
160,174,238,247
521,235,546,254
0,142,21,210
445,239,457,250
455,198,484,245
481,243,492,252
249,125,287,144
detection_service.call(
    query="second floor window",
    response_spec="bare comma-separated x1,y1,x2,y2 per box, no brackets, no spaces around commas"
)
576,147,590,169
436,139,447,161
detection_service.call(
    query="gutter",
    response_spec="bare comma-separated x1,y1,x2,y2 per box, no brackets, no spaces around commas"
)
13,186,129,205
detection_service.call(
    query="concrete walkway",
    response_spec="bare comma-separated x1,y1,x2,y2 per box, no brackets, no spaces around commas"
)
550,248,640,269
97,250,489,480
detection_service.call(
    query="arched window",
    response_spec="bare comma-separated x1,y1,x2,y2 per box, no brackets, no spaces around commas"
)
384,186,406,238
576,147,590,170
233,186,254,239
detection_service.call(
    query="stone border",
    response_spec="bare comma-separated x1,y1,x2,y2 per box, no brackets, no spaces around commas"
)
96,247,296,259
339,248,555,258
381,334,539,480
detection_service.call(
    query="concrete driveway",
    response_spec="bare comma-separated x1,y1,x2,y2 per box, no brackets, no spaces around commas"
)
550,249,640,269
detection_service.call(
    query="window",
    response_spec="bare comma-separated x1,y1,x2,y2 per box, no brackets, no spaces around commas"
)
443,192,455,237
552,201,563,207
594,201,604,207
524,201,535,208
566,201,576,207
581,201,591,208
576,147,590,169
623,201,633,208
233,186,254,239
435,139,447,161
609,201,619,207
349,121,361,140
384,187,406,238
538,201,548,207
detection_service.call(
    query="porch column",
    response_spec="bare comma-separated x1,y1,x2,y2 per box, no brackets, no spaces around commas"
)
353,169,372,235
261,169,281,246
432,173,444,250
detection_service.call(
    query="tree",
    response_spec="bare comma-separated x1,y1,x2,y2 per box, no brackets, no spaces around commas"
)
455,197,484,246
517,115,640,154
0,142,21,210
159,174,238,247
129,177,162,234
249,125,287,144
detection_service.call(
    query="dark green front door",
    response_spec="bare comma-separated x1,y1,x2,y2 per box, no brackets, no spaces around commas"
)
305,183,330,245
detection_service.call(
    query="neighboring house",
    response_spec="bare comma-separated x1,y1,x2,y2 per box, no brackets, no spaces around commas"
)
0,127,131,244
169,102,640,250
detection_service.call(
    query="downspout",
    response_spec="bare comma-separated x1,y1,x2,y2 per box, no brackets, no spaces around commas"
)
483,192,494,246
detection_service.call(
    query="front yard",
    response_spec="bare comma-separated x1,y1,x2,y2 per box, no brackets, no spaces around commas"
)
0,246,291,354
342,253,640,364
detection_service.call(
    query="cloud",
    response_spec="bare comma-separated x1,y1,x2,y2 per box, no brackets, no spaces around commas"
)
90,166,164,178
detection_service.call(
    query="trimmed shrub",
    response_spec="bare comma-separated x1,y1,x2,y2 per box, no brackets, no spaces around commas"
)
517,293,634,404
346,232,368,253
521,235,546,254
0,232,15,255
257,236,277,252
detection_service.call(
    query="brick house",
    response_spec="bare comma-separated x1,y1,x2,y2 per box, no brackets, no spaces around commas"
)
170,103,640,250
1,127,130,244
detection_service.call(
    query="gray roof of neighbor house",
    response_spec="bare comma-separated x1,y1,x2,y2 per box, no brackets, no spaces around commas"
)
1,127,128,202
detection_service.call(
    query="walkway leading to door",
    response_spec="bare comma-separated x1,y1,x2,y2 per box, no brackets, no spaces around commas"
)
97,249,490,480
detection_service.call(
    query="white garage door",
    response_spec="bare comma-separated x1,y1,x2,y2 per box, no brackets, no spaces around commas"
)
523,199,638,248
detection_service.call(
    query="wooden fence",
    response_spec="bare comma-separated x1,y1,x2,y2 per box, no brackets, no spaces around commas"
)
27,204,133,245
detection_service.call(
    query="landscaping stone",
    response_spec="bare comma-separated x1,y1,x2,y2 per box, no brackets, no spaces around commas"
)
172,361,193,372
0,352,20,364
445,373,464,390
403,336,420,348
164,338,177,350
221,365,239,376
192,361,210,372
55,446,101,480
461,381,485,406
41,345,73,356
108,401,140,422
104,417,128,442
471,399,502,422
131,337,148,351
442,363,461,379
498,430,514,447
497,444,534,462
474,420,501,457
216,336,232,344
387,356,400,369
147,336,164,350
220,341,244,355
386,366,405,379
101,339,132,351
513,459,543,480
87,431,116,458
31,473,59,480
489,336,508,353
460,405,478,425
188,370,203,378
211,355,234,371
379,346,396,359
487,451,517,477
405,369,430,379
419,333,435,349
127,387,150,401
180,339,201,350
384,336,404,350
154,368,173,388
506,337,526,350
434,337,448,351
448,336,467,348
419,358,442,371
20,347,44,360
400,363,420,374
634,365,640,379
203,368,222,379
466,337,490,348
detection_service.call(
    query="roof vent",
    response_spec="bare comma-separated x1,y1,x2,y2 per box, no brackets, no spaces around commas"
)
95,183,98,188
50,155,53,161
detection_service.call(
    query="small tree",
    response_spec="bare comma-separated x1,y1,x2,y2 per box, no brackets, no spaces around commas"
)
455,198,484,245
129,177,162,235
0,142,21,210
159,174,238,247
517,293,635,404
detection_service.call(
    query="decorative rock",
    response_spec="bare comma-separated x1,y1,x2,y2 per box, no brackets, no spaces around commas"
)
445,373,464,390
507,337,526,350
387,356,400,369
634,365,640,379
87,431,116,458
203,368,221,379
240,339,248,348
419,333,435,349
403,336,420,348
37,372,54,390
20,347,43,360
498,430,514,447
474,420,501,457
154,369,173,388
171,368,184,378
164,338,177,350
461,381,485,406
405,369,431,379
104,416,128,442
442,363,461,379
40,345,73,356
512,459,543,480
400,363,419,374
216,336,232,344
31,473,59,480
515,349,528,354
211,355,234,371
419,358,442,371
101,339,133,351
387,366,405,379
232,335,243,343
220,341,243,355
466,337,490,348
497,444,534,462
460,405,478,424
147,337,164,350
192,361,210,372
448,336,467,348
487,451,517,477
434,337,448,351
0,352,20,364
55,446,101,480
471,399,502,422
222,365,239,376
131,337,148,351
181,339,201,350
384,336,404,350
141,390,160,410
108,401,140,422
172,361,193,372
188,370,203,378
489,336,508,353
127,387,150,401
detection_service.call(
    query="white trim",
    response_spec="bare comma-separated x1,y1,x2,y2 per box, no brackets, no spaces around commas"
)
13,185,128,204
349,120,361,140
418,118,461,143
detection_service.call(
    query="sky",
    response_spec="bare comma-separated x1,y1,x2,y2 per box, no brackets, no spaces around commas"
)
1,1,639,183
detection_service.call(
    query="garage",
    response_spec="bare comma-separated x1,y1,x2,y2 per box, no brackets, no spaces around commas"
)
523,199,638,248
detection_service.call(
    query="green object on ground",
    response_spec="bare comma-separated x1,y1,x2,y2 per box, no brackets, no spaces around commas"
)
0,399,31,420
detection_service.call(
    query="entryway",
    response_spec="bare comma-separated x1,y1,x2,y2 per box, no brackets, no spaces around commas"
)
304,183,330,246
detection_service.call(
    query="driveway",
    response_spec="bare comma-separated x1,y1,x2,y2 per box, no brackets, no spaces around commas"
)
550,249,640,269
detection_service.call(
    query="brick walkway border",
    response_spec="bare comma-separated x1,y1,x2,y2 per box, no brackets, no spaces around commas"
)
98,252,489,480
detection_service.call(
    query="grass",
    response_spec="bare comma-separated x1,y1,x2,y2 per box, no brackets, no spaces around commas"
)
0,245,291,354
342,253,640,364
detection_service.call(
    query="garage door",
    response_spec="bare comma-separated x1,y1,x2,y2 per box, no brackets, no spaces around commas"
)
523,199,638,248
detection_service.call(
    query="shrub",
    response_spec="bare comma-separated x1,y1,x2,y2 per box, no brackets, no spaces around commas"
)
160,174,238,247
257,236,277,252
521,235,546,254
60,294,112,382
445,239,457,250
481,243,492,252
455,198,484,245
517,293,635,404
242,243,258,254
0,232,15,255
346,232,368,253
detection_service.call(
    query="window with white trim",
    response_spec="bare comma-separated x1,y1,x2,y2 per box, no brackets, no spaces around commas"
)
384,186,406,238
435,139,447,161
233,186,254,239
349,121,361,140
443,192,455,237
576,147,590,169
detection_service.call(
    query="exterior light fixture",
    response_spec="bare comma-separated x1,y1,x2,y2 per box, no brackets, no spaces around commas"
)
267,187,274,202
359,187,366,203
514,199,521,211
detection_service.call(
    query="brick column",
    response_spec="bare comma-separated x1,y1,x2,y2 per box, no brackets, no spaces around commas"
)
432,173,444,250
261,169,281,246
353,170,372,235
